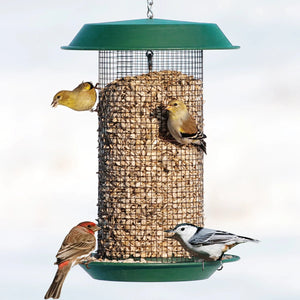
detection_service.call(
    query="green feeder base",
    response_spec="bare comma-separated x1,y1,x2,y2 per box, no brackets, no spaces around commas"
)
80,255,240,282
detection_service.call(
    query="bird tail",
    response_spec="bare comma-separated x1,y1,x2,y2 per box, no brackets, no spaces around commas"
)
197,140,207,154
238,235,260,243
190,132,207,154
44,261,72,299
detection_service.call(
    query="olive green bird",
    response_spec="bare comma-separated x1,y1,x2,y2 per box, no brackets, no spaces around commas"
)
52,82,97,111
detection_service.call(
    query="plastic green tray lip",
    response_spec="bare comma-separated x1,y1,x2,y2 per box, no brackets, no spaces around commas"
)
61,18,240,51
80,255,240,282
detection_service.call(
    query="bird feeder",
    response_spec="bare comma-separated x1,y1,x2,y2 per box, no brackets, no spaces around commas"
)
62,16,240,281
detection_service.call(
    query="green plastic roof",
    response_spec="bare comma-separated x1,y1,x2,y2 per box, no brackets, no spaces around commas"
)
62,18,239,50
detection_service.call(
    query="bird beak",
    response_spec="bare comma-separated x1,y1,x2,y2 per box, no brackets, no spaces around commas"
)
165,105,171,111
94,225,101,232
51,99,58,108
164,229,175,238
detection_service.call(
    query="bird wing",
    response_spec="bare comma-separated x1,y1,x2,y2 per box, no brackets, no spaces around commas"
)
73,82,87,92
188,228,238,246
181,130,207,140
179,114,198,136
55,227,96,264
179,114,207,143
73,82,94,93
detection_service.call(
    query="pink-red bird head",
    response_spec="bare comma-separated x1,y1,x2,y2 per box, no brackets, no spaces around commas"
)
78,221,100,233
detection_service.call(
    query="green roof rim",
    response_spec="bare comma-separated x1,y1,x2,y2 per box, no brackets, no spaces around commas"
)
61,18,240,51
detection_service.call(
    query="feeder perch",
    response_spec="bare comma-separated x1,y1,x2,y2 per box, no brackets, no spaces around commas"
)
62,18,240,281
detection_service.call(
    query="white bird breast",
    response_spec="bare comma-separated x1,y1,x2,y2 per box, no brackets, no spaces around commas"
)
188,243,226,261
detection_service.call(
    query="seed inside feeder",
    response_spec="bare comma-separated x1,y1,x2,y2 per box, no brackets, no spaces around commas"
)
97,70,204,260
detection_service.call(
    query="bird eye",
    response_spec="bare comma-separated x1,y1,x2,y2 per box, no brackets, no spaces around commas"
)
87,224,92,228
57,95,61,99
173,103,178,106
181,228,185,231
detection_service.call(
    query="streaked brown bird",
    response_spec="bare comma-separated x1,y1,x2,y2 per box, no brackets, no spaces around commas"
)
166,99,207,154
51,82,97,111
44,221,100,299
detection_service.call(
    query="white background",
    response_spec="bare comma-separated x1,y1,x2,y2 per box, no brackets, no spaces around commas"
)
1,0,299,299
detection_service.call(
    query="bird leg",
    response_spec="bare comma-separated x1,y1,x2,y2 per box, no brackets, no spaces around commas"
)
94,83,101,90
217,254,224,271
194,257,205,271
74,255,96,269
83,262,91,269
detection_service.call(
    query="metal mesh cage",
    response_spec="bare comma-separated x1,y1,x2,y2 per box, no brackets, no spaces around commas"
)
96,50,204,261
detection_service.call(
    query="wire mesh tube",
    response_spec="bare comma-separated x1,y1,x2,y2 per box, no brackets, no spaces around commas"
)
97,50,204,261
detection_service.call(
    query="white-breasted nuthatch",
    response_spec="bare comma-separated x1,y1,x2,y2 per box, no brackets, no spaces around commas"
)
165,223,259,262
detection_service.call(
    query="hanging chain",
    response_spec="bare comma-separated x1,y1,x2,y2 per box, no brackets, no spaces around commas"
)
146,1,154,72
147,0,154,19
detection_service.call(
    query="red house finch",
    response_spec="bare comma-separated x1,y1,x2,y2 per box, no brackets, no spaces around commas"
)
44,221,100,299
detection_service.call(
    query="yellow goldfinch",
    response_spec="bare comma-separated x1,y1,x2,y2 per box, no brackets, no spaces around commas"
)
166,99,207,154
52,82,97,111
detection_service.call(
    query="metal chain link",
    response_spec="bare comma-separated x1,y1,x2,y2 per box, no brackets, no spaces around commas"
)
147,0,154,19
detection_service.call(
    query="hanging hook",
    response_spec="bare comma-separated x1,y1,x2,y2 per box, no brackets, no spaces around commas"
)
146,50,154,72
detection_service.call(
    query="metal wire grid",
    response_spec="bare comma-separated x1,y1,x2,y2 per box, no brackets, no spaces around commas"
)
98,50,203,87
97,50,204,261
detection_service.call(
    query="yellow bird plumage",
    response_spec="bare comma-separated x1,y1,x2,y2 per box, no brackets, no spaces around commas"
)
166,99,207,154
52,82,97,111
